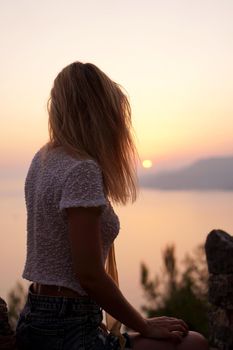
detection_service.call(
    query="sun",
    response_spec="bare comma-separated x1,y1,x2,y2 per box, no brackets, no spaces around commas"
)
142,159,153,168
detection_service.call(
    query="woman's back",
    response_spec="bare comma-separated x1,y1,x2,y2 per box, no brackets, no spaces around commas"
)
22,144,120,295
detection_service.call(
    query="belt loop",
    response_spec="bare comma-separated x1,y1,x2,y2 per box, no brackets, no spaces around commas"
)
28,283,33,306
58,298,67,317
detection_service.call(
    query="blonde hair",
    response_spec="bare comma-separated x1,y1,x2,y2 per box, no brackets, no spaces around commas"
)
46,61,139,205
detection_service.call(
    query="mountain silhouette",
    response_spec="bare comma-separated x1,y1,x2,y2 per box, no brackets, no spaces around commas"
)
139,156,233,190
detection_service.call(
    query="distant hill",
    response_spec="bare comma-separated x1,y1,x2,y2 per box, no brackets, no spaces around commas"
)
139,156,233,190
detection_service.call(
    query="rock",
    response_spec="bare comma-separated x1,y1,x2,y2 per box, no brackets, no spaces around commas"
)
0,298,17,349
0,335,17,350
208,306,233,349
209,274,233,308
205,229,233,274
205,230,233,349
0,298,14,336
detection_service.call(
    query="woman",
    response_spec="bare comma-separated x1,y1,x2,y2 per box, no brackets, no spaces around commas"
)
16,62,209,350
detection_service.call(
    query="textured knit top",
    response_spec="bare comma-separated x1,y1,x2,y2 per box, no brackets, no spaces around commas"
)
22,144,120,295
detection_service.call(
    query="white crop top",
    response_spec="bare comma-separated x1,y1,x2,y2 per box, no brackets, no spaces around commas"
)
22,144,120,295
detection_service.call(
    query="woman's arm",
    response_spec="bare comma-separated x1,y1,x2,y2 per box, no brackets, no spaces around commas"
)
66,206,149,336
67,207,147,333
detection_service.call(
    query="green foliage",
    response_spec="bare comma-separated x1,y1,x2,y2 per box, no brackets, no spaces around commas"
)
7,281,27,330
140,243,210,338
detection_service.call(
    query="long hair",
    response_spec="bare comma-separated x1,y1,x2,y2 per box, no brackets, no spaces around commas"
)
46,61,139,205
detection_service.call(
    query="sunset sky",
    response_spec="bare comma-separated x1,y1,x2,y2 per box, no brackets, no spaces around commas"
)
1,0,233,175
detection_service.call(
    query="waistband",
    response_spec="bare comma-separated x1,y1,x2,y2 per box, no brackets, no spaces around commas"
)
27,283,102,314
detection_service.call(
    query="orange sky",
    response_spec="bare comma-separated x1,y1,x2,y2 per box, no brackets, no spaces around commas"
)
1,0,233,174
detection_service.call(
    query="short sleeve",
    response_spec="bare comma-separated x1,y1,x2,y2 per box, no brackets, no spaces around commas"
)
59,160,107,213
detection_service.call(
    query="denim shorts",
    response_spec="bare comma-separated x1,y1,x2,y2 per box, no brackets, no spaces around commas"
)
16,284,132,350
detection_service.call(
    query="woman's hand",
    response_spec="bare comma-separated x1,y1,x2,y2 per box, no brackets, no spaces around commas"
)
141,316,189,344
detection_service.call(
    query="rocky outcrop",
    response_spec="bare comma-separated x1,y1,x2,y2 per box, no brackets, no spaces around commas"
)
205,229,233,349
0,298,17,349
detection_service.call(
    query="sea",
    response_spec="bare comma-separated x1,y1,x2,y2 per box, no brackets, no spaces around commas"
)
0,177,232,313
